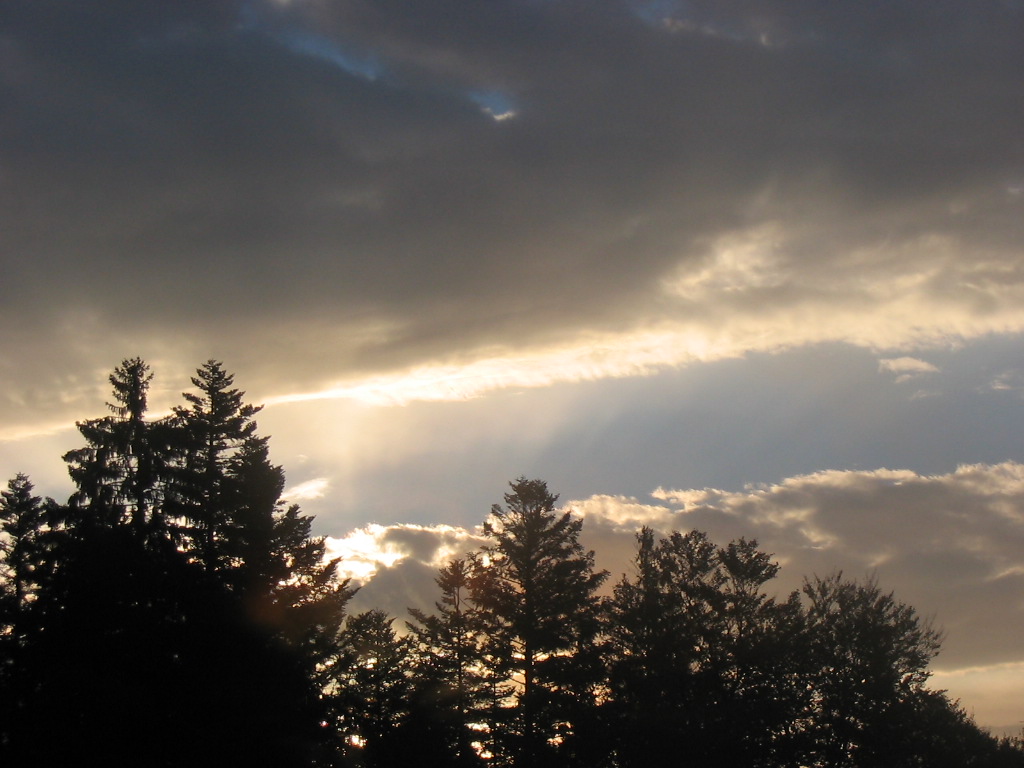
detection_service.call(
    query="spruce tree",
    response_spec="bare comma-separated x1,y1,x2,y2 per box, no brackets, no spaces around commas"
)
169,359,261,570
171,361,353,666
329,609,415,768
0,474,52,755
0,474,49,622
3,359,354,767
407,557,489,767
63,357,176,539
469,478,606,767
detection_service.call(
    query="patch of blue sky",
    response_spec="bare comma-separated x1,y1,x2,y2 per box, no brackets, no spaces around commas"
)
467,89,518,121
277,29,383,81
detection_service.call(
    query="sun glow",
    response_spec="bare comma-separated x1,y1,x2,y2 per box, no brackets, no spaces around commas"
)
325,525,409,582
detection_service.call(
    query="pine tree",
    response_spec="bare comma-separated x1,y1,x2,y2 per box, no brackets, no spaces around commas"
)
0,473,53,755
170,361,353,669
169,359,261,570
0,474,49,620
407,557,489,767
469,477,606,767
63,357,176,539
2,359,354,767
329,609,415,768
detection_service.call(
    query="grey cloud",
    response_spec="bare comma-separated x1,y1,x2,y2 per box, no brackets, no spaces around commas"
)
327,460,1024,677
3,0,1023,431
377,523,482,564
577,463,1024,670
348,556,442,619
328,522,487,616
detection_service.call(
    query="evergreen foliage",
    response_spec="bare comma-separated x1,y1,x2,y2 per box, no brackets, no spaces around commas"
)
1,359,353,767
407,557,489,767
329,609,415,767
63,357,177,537
1,360,1022,767
469,477,607,767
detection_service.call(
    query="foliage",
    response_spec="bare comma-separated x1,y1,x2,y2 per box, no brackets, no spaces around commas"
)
468,477,608,767
329,609,415,768
406,557,489,767
603,528,808,767
1,360,1022,767
1,359,353,767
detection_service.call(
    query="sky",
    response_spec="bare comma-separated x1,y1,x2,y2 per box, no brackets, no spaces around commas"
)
3,0,1024,731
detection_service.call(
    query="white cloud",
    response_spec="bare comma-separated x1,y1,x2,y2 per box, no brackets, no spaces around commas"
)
879,356,940,383
989,370,1024,393
248,220,1024,412
284,477,329,501
325,522,486,584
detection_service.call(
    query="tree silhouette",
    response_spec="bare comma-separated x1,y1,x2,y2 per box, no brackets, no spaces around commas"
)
329,609,415,768
603,528,808,768
1,359,353,767
63,357,177,539
407,557,489,767
469,477,607,767
0,474,49,625
3,360,1024,767
801,571,943,767
169,359,261,571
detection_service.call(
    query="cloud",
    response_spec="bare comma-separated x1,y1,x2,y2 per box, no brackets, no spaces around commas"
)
879,356,940,383
989,369,1024,394
326,522,486,584
580,463,1024,674
283,476,329,501
339,462,1024,726
4,0,1022,732
1,0,1023,433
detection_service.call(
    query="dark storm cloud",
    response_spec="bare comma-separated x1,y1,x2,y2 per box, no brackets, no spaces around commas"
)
2,0,1023,431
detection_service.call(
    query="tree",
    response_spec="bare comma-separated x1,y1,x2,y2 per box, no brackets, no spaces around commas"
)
603,528,808,768
329,609,415,768
469,478,607,767
407,557,489,767
0,474,53,756
171,361,353,670
800,572,943,767
63,357,177,540
2,359,354,767
603,526,689,768
169,359,261,570
0,474,49,622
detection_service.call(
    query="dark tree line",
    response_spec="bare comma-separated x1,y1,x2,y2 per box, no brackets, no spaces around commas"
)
1,359,1022,767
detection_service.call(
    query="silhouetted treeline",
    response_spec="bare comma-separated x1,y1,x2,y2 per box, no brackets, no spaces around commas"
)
1,359,1022,767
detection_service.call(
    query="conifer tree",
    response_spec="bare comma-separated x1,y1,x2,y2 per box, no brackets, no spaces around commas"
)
63,357,176,540
0,474,49,621
3,359,354,767
226,434,352,660
169,359,261,570
329,609,415,768
469,478,606,767
170,361,353,666
0,473,53,752
407,557,489,767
